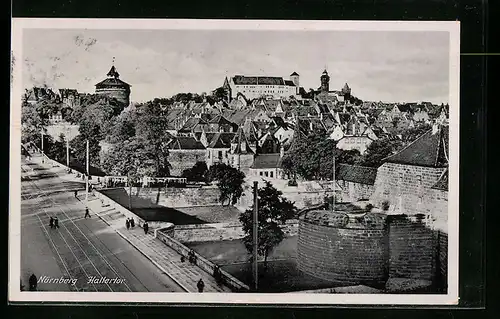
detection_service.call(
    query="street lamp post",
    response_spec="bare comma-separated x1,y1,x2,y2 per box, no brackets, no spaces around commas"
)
41,130,44,163
85,139,89,204
253,181,259,291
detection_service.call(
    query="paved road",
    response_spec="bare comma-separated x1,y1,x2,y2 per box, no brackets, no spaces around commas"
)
20,154,185,292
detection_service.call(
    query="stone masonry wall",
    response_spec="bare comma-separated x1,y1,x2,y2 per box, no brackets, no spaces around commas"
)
388,218,437,282
127,186,221,208
173,220,298,243
169,149,206,177
371,162,447,219
297,220,387,285
337,180,375,202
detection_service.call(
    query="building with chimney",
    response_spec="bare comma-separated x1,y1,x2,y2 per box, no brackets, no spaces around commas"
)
95,62,131,107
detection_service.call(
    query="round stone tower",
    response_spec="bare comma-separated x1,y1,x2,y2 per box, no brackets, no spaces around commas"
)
95,63,131,107
320,69,330,92
297,205,388,286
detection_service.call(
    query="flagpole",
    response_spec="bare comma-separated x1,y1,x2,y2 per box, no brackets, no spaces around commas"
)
85,139,89,204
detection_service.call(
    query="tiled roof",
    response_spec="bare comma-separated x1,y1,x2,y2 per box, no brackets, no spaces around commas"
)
95,77,130,88
250,153,282,169
284,80,296,86
384,125,449,167
232,76,285,86
336,164,378,185
230,127,254,154
168,136,206,150
432,169,448,191
290,72,299,76
207,132,236,149
179,117,208,132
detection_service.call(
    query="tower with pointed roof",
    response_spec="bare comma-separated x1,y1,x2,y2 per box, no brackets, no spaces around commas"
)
95,58,131,107
320,69,330,92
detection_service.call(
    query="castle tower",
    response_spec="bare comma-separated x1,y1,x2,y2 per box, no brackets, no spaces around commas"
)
95,58,131,107
290,71,300,94
320,69,330,92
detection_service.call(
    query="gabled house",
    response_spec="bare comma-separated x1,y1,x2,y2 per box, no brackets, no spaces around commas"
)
248,147,287,180
166,136,207,176
228,127,255,174
206,132,236,167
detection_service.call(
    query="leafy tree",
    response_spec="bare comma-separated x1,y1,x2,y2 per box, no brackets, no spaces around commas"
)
181,161,208,183
239,181,297,266
46,134,67,163
359,137,404,167
107,108,137,144
281,129,362,181
207,163,245,205
21,102,48,144
135,102,172,177
70,134,101,168
401,122,432,145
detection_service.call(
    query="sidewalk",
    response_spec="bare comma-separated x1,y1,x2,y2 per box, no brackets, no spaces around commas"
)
31,153,232,293
85,196,232,293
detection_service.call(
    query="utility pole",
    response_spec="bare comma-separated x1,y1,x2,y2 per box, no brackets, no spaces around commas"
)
41,130,44,163
128,172,132,210
253,181,259,291
66,129,70,169
85,139,89,204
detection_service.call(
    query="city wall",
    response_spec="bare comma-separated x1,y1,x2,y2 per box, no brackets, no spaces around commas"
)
172,220,298,243
125,186,221,208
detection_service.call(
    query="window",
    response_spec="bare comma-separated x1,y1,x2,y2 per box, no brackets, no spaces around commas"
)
270,171,273,178
218,151,222,159
260,171,263,176
265,172,269,177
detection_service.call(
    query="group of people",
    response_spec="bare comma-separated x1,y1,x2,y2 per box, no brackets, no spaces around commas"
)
125,218,135,229
49,216,60,229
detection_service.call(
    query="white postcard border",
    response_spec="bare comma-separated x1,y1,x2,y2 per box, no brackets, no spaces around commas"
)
9,18,460,305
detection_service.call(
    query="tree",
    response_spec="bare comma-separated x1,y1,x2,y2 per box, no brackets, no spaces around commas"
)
281,129,362,181
401,122,432,145
359,137,404,167
181,161,208,183
46,134,67,163
21,102,48,144
207,163,245,205
239,181,297,266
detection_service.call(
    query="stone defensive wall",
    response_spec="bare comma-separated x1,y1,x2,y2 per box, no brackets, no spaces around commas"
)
297,209,448,291
125,186,221,208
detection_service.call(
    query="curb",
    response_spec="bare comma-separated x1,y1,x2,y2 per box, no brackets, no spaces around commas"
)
85,201,192,293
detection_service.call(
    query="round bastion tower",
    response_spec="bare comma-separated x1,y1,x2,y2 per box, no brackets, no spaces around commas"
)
95,61,131,107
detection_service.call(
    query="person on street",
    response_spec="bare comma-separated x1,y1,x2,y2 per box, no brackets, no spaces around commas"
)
84,208,90,219
54,217,59,229
126,219,130,230
130,218,135,228
197,278,205,293
49,217,54,229
143,222,149,234
28,274,37,291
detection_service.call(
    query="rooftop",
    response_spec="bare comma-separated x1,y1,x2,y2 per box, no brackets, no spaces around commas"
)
250,153,282,169
336,164,378,185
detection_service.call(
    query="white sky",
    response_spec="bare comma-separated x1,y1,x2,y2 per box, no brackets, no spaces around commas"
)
22,29,450,104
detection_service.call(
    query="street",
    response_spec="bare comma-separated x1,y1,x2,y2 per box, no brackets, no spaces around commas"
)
20,154,185,292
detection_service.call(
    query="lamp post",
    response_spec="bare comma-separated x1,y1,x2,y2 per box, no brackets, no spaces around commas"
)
85,139,89,204
41,130,44,163
253,181,259,291
66,127,70,169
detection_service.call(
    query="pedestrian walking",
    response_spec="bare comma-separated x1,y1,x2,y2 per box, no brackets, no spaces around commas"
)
143,222,149,234
197,278,205,293
28,274,37,291
130,218,135,228
126,219,130,230
49,217,54,229
54,217,59,229
84,208,90,219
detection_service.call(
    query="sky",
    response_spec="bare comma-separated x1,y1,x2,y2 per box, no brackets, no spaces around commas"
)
22,29,450,104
